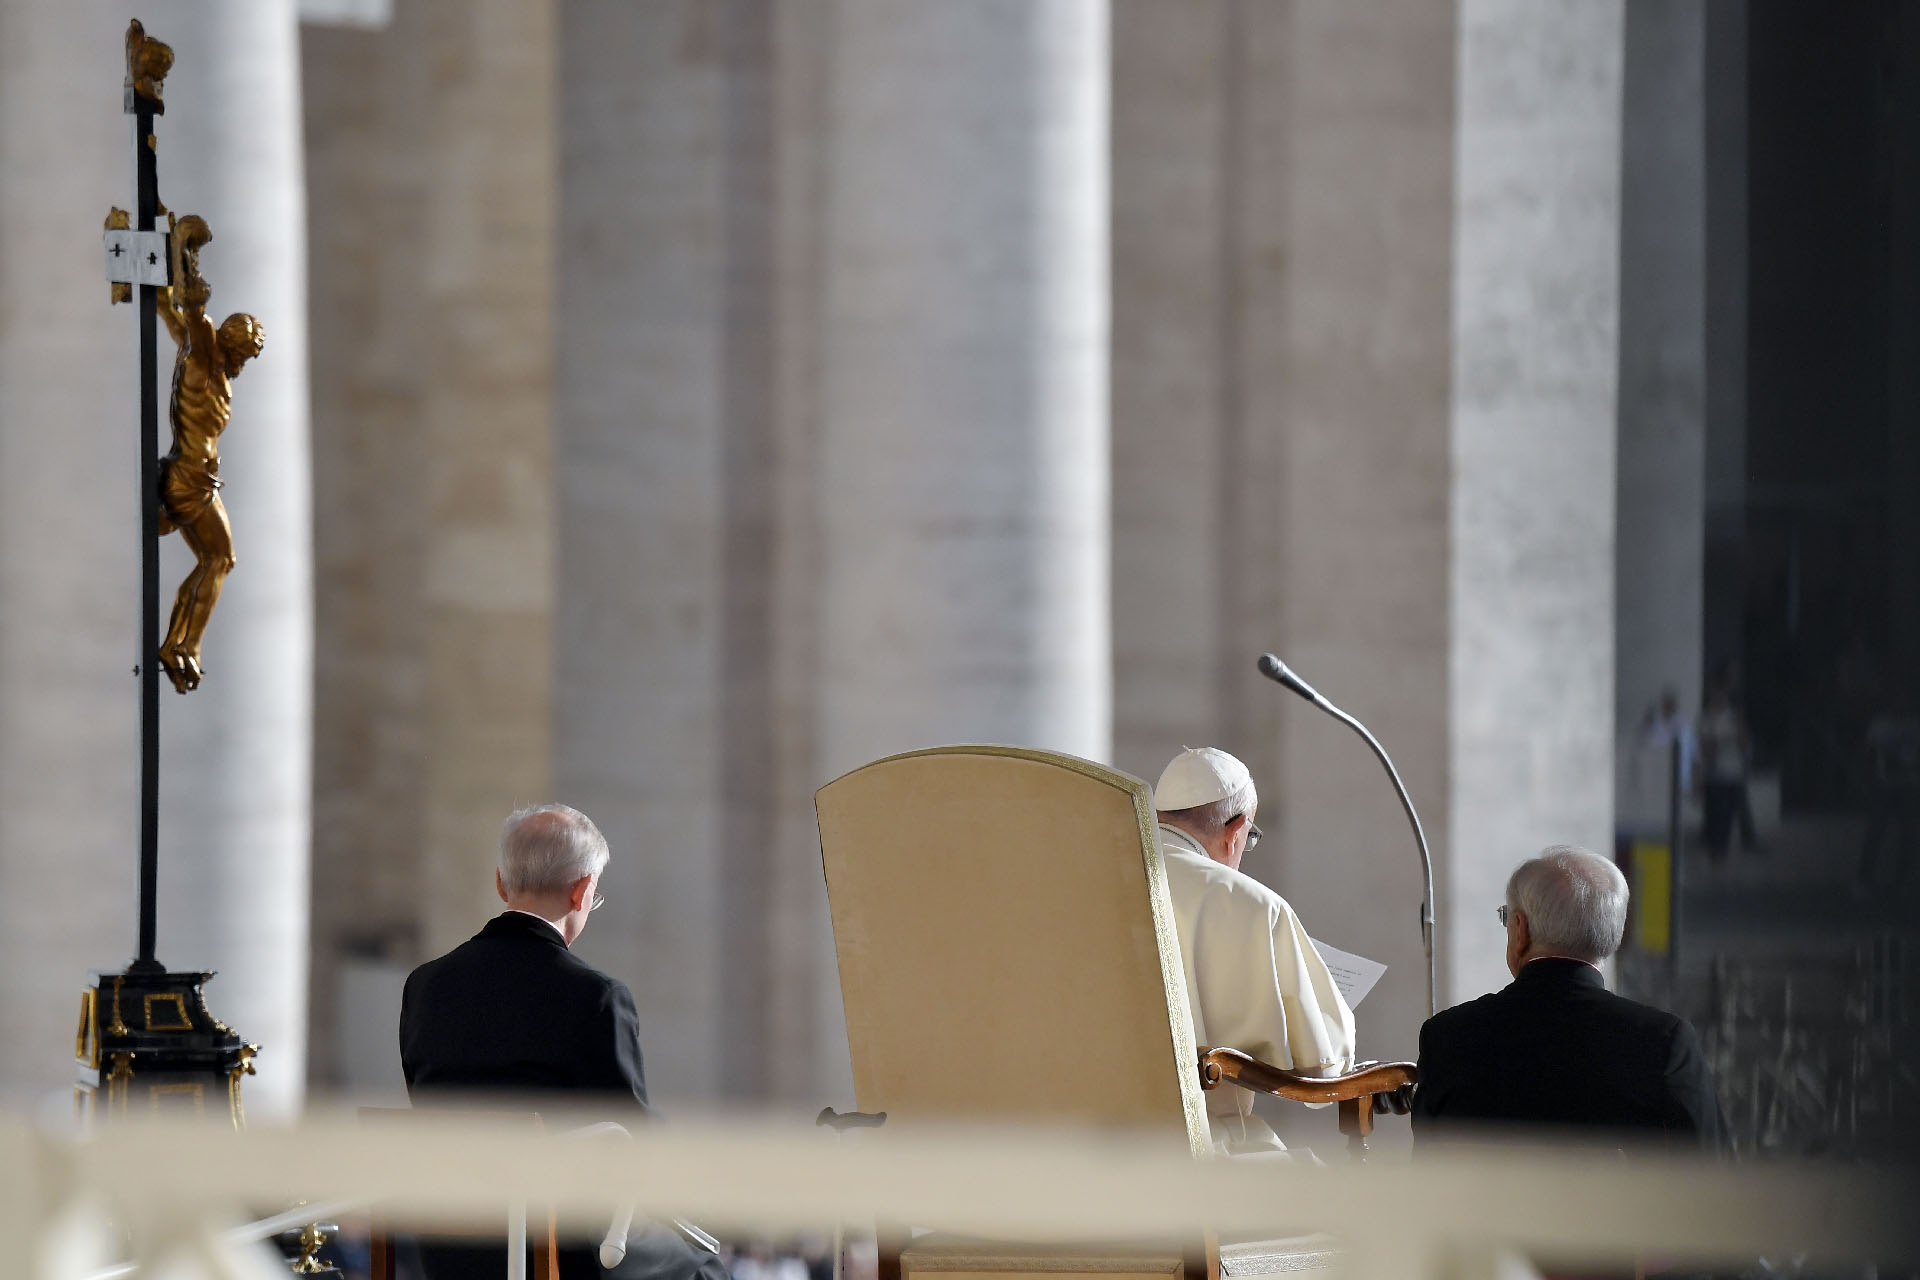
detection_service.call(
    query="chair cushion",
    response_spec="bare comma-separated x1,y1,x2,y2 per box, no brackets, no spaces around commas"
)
896,1233,1342,1279
900,1235,1184,1280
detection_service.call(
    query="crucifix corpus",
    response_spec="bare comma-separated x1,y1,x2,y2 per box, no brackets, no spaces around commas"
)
152,213,266,695
104,64,266,693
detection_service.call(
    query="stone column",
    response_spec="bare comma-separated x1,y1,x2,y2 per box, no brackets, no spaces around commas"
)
412,0,557,961
1262,0,1459,1070
0,3,139,1106
1448,0,1623,1002
1109,0,1238,784
138,0,315,1117
553,0,856,1108
301,10,425,1095
813,0,1111,777
555,0,733,1103
1112,0,1458,1085
1614,0,1707,831
302,0,556,1090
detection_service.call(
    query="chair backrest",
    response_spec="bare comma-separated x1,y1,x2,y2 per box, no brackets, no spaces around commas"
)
815,745,1207,1156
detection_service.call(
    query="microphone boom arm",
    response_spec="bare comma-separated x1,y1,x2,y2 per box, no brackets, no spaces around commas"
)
1318,699,1437,1019
1258,654,1438,1018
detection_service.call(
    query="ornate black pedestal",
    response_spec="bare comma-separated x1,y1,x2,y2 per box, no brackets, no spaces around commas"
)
75,965,256,1126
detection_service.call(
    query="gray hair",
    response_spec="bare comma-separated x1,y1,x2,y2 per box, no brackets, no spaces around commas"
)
499,803,610,896
1506,844,1629,963
1157,778,1259,836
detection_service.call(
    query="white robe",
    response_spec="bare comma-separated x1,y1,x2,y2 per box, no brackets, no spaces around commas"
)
1159,823,1357,1153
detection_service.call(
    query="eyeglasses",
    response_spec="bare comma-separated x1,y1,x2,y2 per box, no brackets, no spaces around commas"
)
1496,904,1510,927
590,890,606,912
1244,822,1263,851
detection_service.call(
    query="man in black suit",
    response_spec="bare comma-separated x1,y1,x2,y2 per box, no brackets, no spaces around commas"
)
1413,845,1727,1150
401,803,726,1280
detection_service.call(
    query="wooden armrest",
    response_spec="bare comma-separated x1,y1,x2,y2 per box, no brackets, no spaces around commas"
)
1198,1047,1416,1103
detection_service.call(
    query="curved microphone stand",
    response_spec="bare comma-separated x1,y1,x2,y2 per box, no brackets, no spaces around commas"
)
1256,653,1437,1018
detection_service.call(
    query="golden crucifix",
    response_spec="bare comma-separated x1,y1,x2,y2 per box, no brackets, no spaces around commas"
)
153,213,264,693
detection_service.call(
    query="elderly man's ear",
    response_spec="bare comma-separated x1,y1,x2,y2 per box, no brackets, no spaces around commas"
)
1215,812,1253,870
1505,907,1532,977
496,870,510,904
566,874,595,915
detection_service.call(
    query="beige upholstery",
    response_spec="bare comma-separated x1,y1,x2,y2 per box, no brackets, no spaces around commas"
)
900,1239,1186,1280
893,1236,1339,1280
816,745,1206,1153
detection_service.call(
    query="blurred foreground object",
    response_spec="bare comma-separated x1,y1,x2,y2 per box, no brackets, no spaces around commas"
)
7,1115,1916,1279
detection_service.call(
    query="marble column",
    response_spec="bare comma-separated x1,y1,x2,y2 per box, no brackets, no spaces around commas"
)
1614,0,1707,830
1448,0,1623,1002
0,3,139,1107
1262,0,1458,1070
98,0,314,1116
1109,0,1237,783
813,0,1111,777
300,1,427,1095
301,0,557,1090
554,0,857,1107
1112,0,1457,1086
555,0,733,1103
412,0,558,962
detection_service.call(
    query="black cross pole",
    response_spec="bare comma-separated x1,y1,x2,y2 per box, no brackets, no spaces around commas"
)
132,92,162,973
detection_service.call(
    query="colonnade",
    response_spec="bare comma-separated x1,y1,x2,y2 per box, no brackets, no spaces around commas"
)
0,1,1652,1122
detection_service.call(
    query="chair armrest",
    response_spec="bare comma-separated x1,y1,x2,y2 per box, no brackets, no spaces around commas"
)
1199,1047,1416,1103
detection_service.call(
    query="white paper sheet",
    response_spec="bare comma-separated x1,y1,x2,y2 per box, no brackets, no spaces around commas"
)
1310,939,1388,1009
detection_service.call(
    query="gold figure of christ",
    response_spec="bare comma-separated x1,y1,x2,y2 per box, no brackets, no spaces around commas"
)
155,214,263,694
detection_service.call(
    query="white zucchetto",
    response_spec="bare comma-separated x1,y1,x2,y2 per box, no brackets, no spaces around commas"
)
1153,746,1253,811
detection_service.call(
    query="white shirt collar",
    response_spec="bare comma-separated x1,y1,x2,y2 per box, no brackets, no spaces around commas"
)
1157,822,1207,858
506,907,567,942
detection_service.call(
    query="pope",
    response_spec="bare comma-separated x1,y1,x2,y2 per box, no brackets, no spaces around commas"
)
1153,746,1358,1155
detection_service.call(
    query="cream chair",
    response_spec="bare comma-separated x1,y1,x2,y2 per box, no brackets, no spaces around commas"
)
815,745,1415,1280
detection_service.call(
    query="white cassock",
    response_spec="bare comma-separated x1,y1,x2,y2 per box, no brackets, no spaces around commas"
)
1159,823,1357,1154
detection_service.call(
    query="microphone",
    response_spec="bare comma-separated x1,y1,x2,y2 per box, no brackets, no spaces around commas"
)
1256,653,1438,1018
1256,652,1327,707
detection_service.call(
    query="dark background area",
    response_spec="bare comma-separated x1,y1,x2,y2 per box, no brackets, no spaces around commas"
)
1622,0,1920,1173
1736,0,1920,812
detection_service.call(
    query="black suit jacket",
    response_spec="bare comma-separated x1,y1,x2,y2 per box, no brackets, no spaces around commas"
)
1413,958,1727,1150
399,913,658,1280
400,911,649,1112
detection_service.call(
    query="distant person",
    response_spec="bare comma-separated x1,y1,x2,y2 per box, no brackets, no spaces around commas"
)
400,803,726,1280
1412,846,1727,1150
1698,677,1758,860
1153,747,1356,1154
1638,686,1697,794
